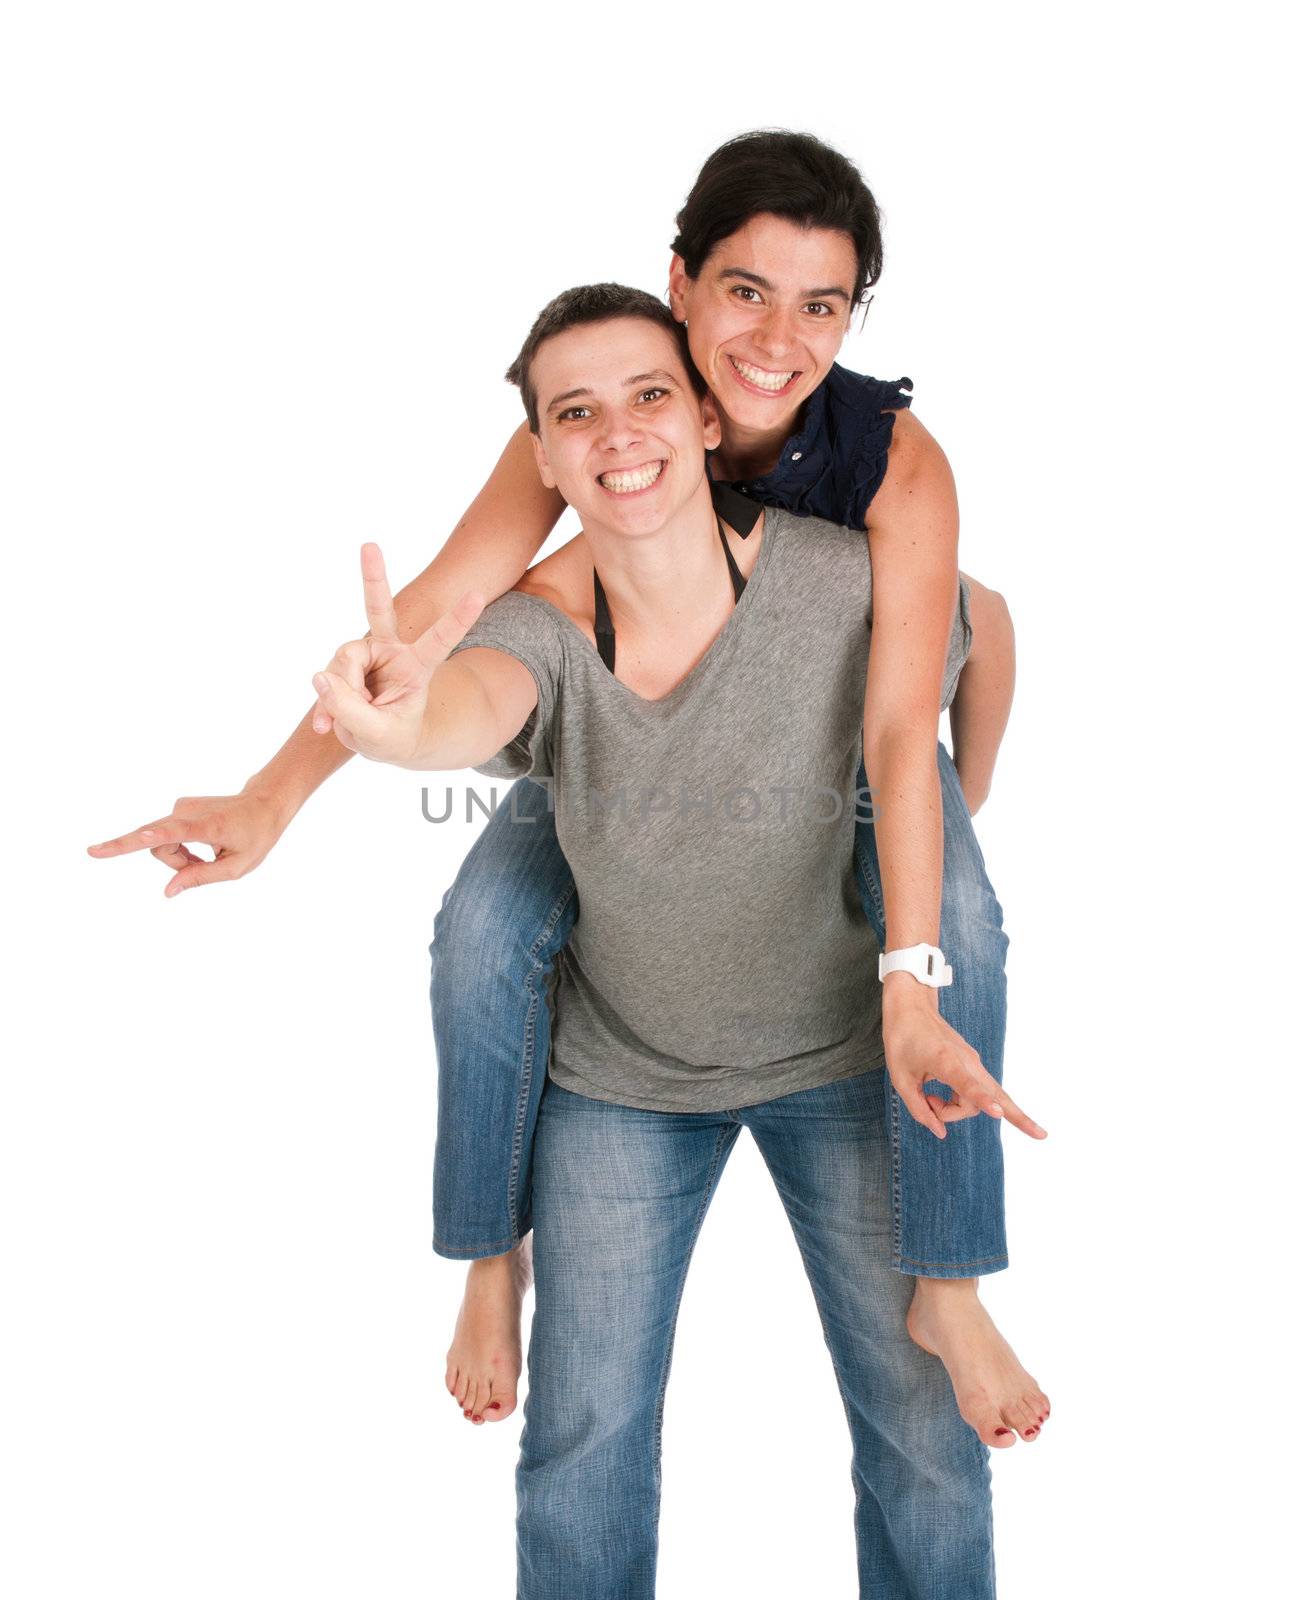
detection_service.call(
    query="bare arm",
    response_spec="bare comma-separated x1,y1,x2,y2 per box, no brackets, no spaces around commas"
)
863,410,1043,1141
401,649,541,772
863,409,959,964
253,420,565,815
88,421,565,893
948,577,1016,815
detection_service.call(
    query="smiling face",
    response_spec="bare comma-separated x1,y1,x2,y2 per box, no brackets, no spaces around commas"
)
668,212,859,436
529,316,722,536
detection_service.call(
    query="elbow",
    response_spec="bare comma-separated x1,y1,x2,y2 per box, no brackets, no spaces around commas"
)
965,578,1016,655
960,775,990,818
862,716,940,780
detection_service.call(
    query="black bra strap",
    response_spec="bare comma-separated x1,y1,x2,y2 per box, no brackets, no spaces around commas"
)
593,565,617,671
719,518,746,601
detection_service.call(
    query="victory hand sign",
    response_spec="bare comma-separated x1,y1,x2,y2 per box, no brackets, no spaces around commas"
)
311,543,486,767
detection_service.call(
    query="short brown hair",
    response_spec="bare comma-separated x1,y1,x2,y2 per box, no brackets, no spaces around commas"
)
506,283,707,433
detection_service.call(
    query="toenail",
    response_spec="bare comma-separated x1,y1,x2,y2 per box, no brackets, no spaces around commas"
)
488,1401,501,1409
994,1428,1011,1436
1025,1428,1037,1437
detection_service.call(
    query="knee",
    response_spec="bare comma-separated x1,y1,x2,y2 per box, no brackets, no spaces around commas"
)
854,1341,991,1489
430,876,524,995
518,1383,656,1501
964,574,1013,640
430,870,575,1007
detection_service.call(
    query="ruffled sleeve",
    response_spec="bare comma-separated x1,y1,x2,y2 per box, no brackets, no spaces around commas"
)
843,374,914,530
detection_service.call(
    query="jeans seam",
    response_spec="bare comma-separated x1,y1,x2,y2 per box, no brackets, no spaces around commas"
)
853,783,901,1272
650,1124,737,1493
854,831,885,928
506,880,578,1240
887,1076,904,1272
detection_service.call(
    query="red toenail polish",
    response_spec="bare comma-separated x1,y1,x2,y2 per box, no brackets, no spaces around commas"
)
994,1428,1011,1436
488,1401,501,1409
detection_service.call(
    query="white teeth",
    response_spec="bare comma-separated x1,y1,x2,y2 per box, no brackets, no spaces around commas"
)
732,356,795,391
600,460,664,494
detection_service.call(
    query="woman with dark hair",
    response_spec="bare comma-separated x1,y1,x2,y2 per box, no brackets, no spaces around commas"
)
88,129,1049,1453
308,286,1011,1593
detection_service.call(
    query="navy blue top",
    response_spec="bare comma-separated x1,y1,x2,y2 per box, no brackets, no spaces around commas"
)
706,364,913,538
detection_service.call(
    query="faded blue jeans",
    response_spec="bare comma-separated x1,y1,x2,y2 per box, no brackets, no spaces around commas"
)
517,1069,995,1599
430,741,1010,1278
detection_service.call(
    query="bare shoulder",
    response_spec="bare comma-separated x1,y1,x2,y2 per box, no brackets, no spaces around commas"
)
514,530,593,625
868,406,955,529
882,405,948,475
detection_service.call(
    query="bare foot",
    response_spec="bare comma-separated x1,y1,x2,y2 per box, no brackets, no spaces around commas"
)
445,1234,533,1426
906,1277,1051,1449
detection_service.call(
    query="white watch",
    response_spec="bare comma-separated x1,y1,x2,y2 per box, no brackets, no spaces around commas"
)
878,942,954,988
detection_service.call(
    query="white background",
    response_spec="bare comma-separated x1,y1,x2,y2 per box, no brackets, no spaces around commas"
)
4,3,1290,1595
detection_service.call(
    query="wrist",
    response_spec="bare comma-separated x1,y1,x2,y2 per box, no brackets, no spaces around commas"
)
881,970,941,1011
239,771,304,832
879,939,952,985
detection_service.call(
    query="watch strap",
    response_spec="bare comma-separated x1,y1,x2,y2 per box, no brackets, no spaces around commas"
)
878,942,954,988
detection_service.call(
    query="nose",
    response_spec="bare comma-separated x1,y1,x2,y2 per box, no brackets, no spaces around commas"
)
596,404,646,456
753,304,797,362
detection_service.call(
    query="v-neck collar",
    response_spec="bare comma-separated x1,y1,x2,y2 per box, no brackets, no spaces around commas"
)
593,510,746,673
524,504,778,712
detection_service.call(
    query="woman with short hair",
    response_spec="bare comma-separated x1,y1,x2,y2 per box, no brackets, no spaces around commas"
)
309,285,1021,1595
87,130,1049,1456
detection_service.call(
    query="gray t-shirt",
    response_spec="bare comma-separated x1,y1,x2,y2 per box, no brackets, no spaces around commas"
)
448,504,973,1113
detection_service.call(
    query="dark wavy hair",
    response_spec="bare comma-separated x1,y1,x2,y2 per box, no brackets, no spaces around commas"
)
506,282,707,433
670,130,884,309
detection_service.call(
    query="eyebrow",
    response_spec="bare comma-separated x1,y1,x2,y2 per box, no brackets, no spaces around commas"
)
716,267,851,303
544,369,679,414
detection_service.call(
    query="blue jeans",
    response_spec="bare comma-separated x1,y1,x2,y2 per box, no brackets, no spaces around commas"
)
517,1070,995,1599
430,741,1010,1277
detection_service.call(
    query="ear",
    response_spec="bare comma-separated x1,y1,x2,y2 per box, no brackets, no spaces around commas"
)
667,253,692,323
531,428,557,490
699,388,723,451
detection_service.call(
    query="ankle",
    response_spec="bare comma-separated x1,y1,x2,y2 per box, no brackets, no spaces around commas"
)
466,1250,518,1284
914,1275,981,1301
